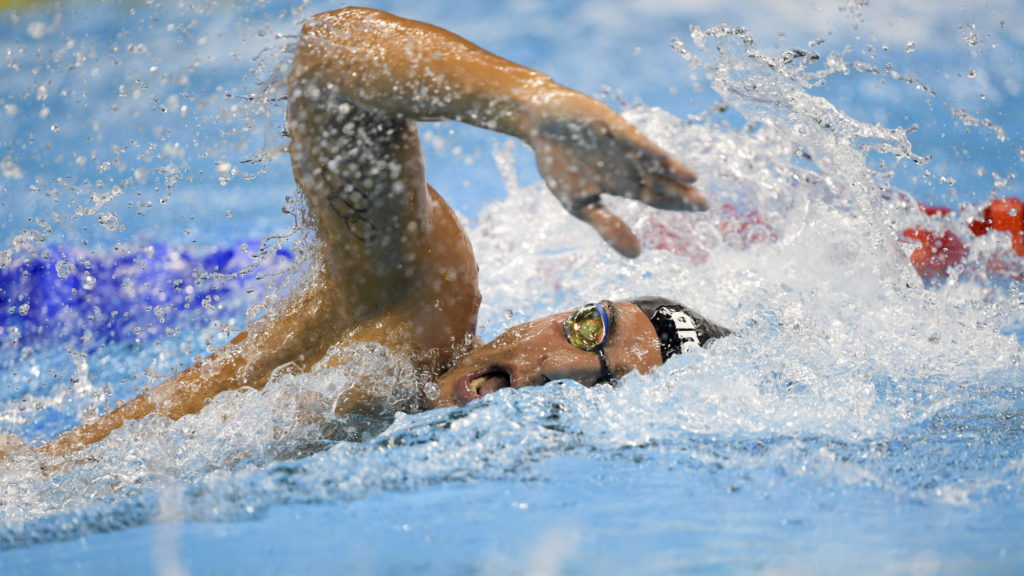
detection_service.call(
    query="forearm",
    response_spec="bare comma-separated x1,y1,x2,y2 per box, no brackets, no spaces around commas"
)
291,7,584,140
37,393,156,457
38,366,230,457
38,332,259,457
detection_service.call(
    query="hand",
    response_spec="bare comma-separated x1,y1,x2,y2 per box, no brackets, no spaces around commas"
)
528,93,707,257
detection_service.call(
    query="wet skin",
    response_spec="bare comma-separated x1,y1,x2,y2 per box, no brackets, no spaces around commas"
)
27,8,704,458
431,301,663,407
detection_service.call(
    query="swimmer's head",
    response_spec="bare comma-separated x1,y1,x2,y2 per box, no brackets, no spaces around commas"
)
429,297,729,408
628,296,731,361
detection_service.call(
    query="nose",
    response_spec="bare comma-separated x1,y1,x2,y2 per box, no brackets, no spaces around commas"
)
481,318,574,386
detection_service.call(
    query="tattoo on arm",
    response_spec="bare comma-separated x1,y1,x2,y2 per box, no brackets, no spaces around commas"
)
325,181,379,244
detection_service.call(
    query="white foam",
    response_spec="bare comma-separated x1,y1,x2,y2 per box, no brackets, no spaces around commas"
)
1,5,1022,551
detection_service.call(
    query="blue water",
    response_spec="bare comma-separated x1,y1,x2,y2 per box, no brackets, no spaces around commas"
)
2,0,1023,574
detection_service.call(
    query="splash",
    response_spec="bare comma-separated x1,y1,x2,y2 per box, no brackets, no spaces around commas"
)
0,3,1022,562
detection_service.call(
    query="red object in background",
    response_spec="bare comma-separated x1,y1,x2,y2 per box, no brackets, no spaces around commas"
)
969,197,1024,256
902,202,968,279
716,204,777,243
902,227,967,279
642,218,707,262
902,196,1024,280
917,203,953,217
644,196,1022,281
641,204,777,263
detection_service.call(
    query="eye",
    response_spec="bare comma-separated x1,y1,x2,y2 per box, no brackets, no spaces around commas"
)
563,303,608,351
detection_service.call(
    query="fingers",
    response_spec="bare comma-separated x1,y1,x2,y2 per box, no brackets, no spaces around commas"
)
612,129,704,210
636,146,698,185
642,173,709,211
618,123,698,184
535,125,706,256
657,154,699,184
576,202,641,258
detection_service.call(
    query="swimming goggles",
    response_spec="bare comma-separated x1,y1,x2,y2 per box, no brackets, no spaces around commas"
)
563,301,615,385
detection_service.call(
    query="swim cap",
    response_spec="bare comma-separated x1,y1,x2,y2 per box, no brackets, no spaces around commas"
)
629,296,731,361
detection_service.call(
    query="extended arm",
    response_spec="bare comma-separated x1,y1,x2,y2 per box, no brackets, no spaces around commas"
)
37,287,336,457
292,7,707,257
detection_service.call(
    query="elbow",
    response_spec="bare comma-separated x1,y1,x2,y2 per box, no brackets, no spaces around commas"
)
292,7,386,85
301,6,391,39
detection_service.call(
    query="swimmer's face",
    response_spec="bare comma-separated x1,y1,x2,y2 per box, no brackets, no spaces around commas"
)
429,301,663,408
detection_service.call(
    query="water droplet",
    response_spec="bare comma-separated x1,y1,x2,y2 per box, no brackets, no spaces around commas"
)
26,21,47,40
98,212,123,232
82,272,97,290
216,161,236,186
56,260,72,280
967,69,976,78
18,303,30,316
1,157,23,179
960,23,979,47
422,381,440,401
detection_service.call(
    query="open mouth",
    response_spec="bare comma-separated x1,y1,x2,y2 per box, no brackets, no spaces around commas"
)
459,368,512,402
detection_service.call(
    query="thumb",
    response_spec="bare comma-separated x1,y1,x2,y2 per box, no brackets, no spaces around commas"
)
576,202,641,258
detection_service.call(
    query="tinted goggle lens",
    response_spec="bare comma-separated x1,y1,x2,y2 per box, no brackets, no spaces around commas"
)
563,303,608,351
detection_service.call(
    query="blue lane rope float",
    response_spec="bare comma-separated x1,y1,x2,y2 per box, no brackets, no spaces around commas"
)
0,242,294,349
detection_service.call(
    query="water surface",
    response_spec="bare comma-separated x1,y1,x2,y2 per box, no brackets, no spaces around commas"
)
1,1,1022,574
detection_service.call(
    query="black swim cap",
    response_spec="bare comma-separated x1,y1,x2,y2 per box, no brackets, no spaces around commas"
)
629,296,731,361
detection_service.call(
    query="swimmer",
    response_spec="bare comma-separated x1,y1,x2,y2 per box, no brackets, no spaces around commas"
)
28,7,729,458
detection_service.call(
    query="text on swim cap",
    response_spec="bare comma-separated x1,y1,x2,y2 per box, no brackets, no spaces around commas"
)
666,308,702,350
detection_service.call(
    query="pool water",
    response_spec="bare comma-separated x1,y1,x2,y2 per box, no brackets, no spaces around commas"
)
1,1,1022,574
